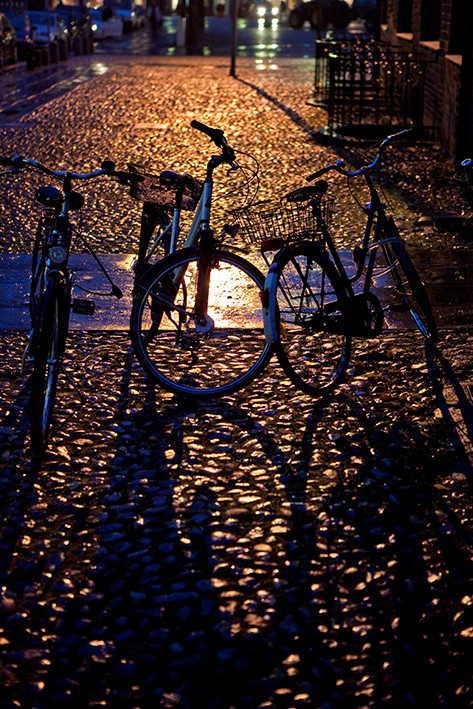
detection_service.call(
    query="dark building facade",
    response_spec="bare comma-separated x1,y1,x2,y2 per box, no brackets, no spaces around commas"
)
379,0,473,162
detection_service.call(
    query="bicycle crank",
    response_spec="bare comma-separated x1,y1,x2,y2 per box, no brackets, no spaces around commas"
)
348,292,384,337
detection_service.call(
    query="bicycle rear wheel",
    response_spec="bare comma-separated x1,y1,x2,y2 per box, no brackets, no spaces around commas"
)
30,277,68,452
130,247,273,397
384,238,438,343
264,241,352,396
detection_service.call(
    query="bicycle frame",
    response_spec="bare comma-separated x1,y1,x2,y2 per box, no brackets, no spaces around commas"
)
320,171,404,299
0,154,126,451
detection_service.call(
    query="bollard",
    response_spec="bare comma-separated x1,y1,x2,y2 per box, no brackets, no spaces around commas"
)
49,41,59,64
58,38,68,61
26,49,35,71
72,35,83,55
40,46,50,65
176,16,186,47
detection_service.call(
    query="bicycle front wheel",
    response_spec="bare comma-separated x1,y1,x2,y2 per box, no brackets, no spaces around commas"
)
264,241,352,396
130,247,273,397
384,238,438,343
30,277,68,452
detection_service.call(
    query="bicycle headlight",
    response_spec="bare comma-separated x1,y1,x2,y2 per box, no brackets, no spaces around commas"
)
49,246,67,265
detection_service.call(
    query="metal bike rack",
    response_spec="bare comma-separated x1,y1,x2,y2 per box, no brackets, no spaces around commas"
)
311,38,437,141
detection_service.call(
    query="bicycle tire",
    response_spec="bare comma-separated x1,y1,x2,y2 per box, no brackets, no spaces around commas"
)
30,277,67,451
130,246,273,397
384,238,438,343
264,241,352,396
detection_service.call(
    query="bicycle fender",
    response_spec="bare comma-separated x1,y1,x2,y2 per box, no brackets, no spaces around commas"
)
262,268,280,344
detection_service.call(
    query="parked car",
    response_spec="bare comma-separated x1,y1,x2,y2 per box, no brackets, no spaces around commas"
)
0,12,17,67
104,0,140,33
289,0,351,30
239,1,278,22
54,4,93,48
5,12,34,60
90,8,123,39
28,11,68,46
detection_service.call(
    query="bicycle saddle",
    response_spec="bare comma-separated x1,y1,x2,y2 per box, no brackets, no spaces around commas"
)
285,180,328,203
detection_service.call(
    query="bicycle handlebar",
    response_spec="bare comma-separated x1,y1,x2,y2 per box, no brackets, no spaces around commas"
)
190,119,236,165
306,128,412,182
0,154,117,181
0,154,147,192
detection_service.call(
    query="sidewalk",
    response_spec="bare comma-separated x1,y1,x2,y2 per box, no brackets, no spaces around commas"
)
1,54,473,708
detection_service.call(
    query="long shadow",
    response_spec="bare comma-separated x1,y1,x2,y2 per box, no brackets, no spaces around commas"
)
234,75,318,139
425,340,473,485
2,330,473,706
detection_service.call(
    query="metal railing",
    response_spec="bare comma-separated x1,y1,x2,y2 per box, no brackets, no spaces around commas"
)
313,38,437,138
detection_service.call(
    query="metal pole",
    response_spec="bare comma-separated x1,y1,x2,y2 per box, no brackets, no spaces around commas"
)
456,1,473,163
230,0,238,77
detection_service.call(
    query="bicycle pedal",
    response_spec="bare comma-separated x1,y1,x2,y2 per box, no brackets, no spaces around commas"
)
72,298,95,315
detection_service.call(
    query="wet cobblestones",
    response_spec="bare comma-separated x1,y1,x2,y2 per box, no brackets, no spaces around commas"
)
1,56,473,707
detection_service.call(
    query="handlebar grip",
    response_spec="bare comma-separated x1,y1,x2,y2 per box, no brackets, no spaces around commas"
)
306,165,331,182
0,157,13,166
191,120,225,147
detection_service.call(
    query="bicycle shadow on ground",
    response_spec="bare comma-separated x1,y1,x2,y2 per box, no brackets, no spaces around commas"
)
424,335,473,485
2,330,473,705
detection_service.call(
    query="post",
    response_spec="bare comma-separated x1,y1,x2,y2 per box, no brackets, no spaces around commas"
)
456,1,473,164
230,0,238,77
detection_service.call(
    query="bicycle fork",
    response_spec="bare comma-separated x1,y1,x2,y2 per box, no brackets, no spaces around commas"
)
194,226,215,334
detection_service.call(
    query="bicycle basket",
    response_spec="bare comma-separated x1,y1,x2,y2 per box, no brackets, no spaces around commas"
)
454,164,473,190
231,194,333,245
127,164,204,211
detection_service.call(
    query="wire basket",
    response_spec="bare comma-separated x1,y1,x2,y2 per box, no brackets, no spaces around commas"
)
454,164,473,190
231,194,333,245
127,164,204,211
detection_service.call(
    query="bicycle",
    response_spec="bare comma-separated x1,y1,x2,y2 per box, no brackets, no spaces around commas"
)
240,129,438,396
454,158,473,188
126,162,204,282
129,120,273,398
0,155,128,453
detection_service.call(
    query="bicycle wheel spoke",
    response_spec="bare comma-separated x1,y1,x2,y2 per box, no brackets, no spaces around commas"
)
384,239,438,343
131,248,273,397
269,242,351,395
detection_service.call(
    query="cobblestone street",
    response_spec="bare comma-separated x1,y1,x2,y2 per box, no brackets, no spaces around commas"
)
1,49,473,708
